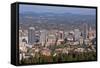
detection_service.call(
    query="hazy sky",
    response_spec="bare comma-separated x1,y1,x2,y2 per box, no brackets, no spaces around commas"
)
19,4,96,15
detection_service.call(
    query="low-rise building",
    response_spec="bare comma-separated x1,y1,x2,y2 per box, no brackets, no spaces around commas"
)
41,48,51,56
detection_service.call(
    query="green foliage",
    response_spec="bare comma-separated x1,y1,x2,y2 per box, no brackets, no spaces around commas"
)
20,51,96,64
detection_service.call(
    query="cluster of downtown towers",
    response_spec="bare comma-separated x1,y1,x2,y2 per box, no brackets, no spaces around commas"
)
19,23,96,48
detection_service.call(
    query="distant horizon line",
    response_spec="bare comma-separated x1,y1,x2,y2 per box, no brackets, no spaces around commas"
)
19,11,96,16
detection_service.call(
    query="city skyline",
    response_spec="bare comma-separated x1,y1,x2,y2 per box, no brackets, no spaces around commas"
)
19,4,97,64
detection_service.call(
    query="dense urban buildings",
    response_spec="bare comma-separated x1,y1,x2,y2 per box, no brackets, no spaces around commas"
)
19,23,96,64
19,4,97,64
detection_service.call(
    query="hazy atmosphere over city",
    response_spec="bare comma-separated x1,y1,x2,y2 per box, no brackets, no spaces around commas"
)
19,4,97,64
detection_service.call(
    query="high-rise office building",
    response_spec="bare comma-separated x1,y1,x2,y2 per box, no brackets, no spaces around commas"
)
40,29,48,46
58,30,64,39
88,26,96,40
83,23,88,39
28,27,36,45
74,29,81,41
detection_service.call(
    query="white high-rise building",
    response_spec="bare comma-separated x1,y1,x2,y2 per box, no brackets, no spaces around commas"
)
74,29,81,41
40,29,48,46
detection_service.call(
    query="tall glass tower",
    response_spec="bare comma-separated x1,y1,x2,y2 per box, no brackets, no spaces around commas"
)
28,27,35,45
83,23,88,39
